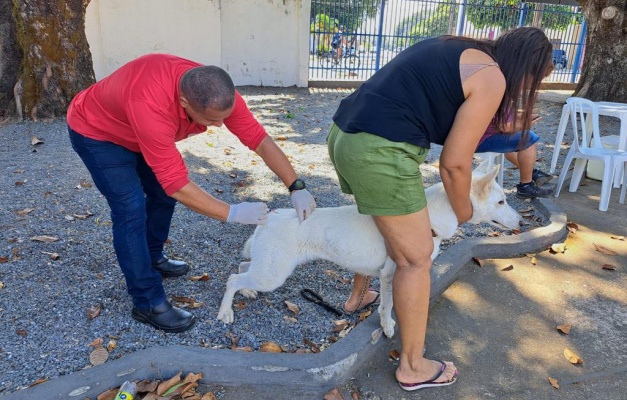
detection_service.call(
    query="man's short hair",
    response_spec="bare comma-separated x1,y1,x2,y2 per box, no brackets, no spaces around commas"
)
180,66,236,112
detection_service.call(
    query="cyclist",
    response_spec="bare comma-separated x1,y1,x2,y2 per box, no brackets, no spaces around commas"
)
331,25,347,62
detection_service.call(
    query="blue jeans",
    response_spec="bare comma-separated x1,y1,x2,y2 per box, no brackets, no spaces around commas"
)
69,127,176,310
476,130,540,153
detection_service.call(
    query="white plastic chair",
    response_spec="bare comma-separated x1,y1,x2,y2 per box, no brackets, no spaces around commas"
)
550,103,570,174
554,97,627,211
476,152,505,187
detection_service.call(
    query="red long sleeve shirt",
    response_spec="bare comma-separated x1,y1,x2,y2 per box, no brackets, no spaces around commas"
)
67,53,268,195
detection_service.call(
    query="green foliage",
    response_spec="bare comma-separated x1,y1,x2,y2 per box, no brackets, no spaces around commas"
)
310,0,380,34
465,0,578,31
395,3,459,47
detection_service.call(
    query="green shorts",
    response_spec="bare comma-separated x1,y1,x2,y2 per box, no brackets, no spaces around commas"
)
327,124,429,216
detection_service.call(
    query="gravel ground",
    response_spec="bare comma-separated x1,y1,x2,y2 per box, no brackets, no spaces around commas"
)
0,87,595,394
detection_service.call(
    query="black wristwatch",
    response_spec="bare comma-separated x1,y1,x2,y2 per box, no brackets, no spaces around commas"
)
288,178,306,193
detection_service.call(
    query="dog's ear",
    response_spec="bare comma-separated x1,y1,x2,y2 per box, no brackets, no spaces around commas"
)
473,159,491,176
471,164,499,199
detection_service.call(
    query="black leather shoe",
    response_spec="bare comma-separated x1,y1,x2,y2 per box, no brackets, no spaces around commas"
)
132,301,196,333
152,257,189,278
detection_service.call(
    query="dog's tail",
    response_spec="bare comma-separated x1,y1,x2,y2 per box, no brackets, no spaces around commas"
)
242,237,252,259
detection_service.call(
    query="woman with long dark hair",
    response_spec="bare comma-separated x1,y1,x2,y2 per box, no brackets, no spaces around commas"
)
328,27,553,390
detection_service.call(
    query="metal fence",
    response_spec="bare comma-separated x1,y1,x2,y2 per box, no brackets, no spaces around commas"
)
309,0,585,84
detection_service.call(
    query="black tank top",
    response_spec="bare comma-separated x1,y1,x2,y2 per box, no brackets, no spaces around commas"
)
333,37,481,148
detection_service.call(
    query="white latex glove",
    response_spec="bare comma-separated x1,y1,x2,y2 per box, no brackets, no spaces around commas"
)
290,189,316,223
226,202,269,225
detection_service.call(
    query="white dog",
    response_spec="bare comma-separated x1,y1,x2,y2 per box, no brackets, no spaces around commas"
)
217,164,522,337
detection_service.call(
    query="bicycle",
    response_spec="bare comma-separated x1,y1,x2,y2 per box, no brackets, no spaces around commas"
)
318,46,361,72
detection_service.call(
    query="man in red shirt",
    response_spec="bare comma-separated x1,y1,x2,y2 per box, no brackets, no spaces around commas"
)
67,54,316,333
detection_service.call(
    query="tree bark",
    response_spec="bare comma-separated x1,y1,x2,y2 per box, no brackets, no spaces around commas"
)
12,0,94,121
575,0,627,102
0,0,22,119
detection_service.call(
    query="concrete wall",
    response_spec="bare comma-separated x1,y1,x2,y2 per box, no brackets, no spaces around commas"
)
85,0,310,87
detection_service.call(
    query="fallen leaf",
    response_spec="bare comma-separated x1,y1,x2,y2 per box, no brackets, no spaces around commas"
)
89,346,108,366
548,377,560,389
610,235,624,241
501,265,514,271
79,181,93,188
283,316,298,323
370,327,382,344
171,295,197,304
510,228,522,235
29,378,47,387
323,388,345,400
16,329,27,337
106,340,117,352
285,300,300,315
260,342,282,353
566,222,579,232
593,244,617,256
182,372,203,385
557,323,571,334
488,232,501,237
358,310,372,321
201,393,218,400
234,301,247,310
88,338,103,347
231,346,253,352
31,136,44,145
304,338,320,353
564,347,583,364
332,320,349,333
41,251,60,260
72,212,94,220
0,257,8,263
96,388,118,399
472,257,484,267
550,243,566,253
530,256,537,265
137,380,159,393
30,235,59,243
601,264,616,271
351,391,360,400
388,349,400,361
16,208,35,216
87,304,103,320
157,371,182,396
0,281,4,289
190,273,210,282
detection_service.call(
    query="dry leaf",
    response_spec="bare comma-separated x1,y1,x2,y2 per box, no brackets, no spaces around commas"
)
201,393,218,400
351,391,360,400
548,377,560,389
16,208,35,216
231,346,253,352
593,244,617,256
0,281,4,289
283,316,298,323
137,380,159,393
358,310,372,321
371,327,382,344
285,300,300,314
31,136,44,145
332,320,349,333
89,346,109,366
0,257,8,263
488,232,501,237
530,256,537,265
171,295,197,304
260,342,282,353
501,265,514,271
610,235,624,241
106,340,117,352
96,388,118,400
234,301,247,310
41,251,60,260
157,371,182,395
550,243,566,253
601,264,616,271
304,338,320,353
88,338,103,347
472,257,484,267
87,304,103,320
16,329,27,337
557,323,572,334
323,388,345,400
388,349,400,361
30,235,59,243
564,347,583,364
190,273,210,282
566,222,579,232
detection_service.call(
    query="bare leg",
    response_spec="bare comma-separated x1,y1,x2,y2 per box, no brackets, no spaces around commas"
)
344,273,380,313
504,143,538,183
373,209,457,385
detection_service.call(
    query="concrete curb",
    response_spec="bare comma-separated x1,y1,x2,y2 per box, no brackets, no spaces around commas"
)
1,199,568,400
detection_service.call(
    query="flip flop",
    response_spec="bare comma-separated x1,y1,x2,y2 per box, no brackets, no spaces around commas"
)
398,360,459,392
342,289,380,315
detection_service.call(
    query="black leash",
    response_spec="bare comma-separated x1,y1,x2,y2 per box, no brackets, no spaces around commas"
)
300,289,343,317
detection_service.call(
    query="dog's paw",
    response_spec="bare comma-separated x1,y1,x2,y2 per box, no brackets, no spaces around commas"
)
217,308,234,324
239,289,258,299
381,319,395,338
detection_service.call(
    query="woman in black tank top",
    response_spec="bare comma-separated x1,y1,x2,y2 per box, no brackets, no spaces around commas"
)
329,27,553,390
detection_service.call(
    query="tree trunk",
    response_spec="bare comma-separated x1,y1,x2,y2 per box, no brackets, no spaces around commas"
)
0,0,22,119
575,0,627,102
12,0,95,121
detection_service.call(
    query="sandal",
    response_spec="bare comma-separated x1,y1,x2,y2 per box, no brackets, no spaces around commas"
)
398,360,459,391
342,289,380,314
